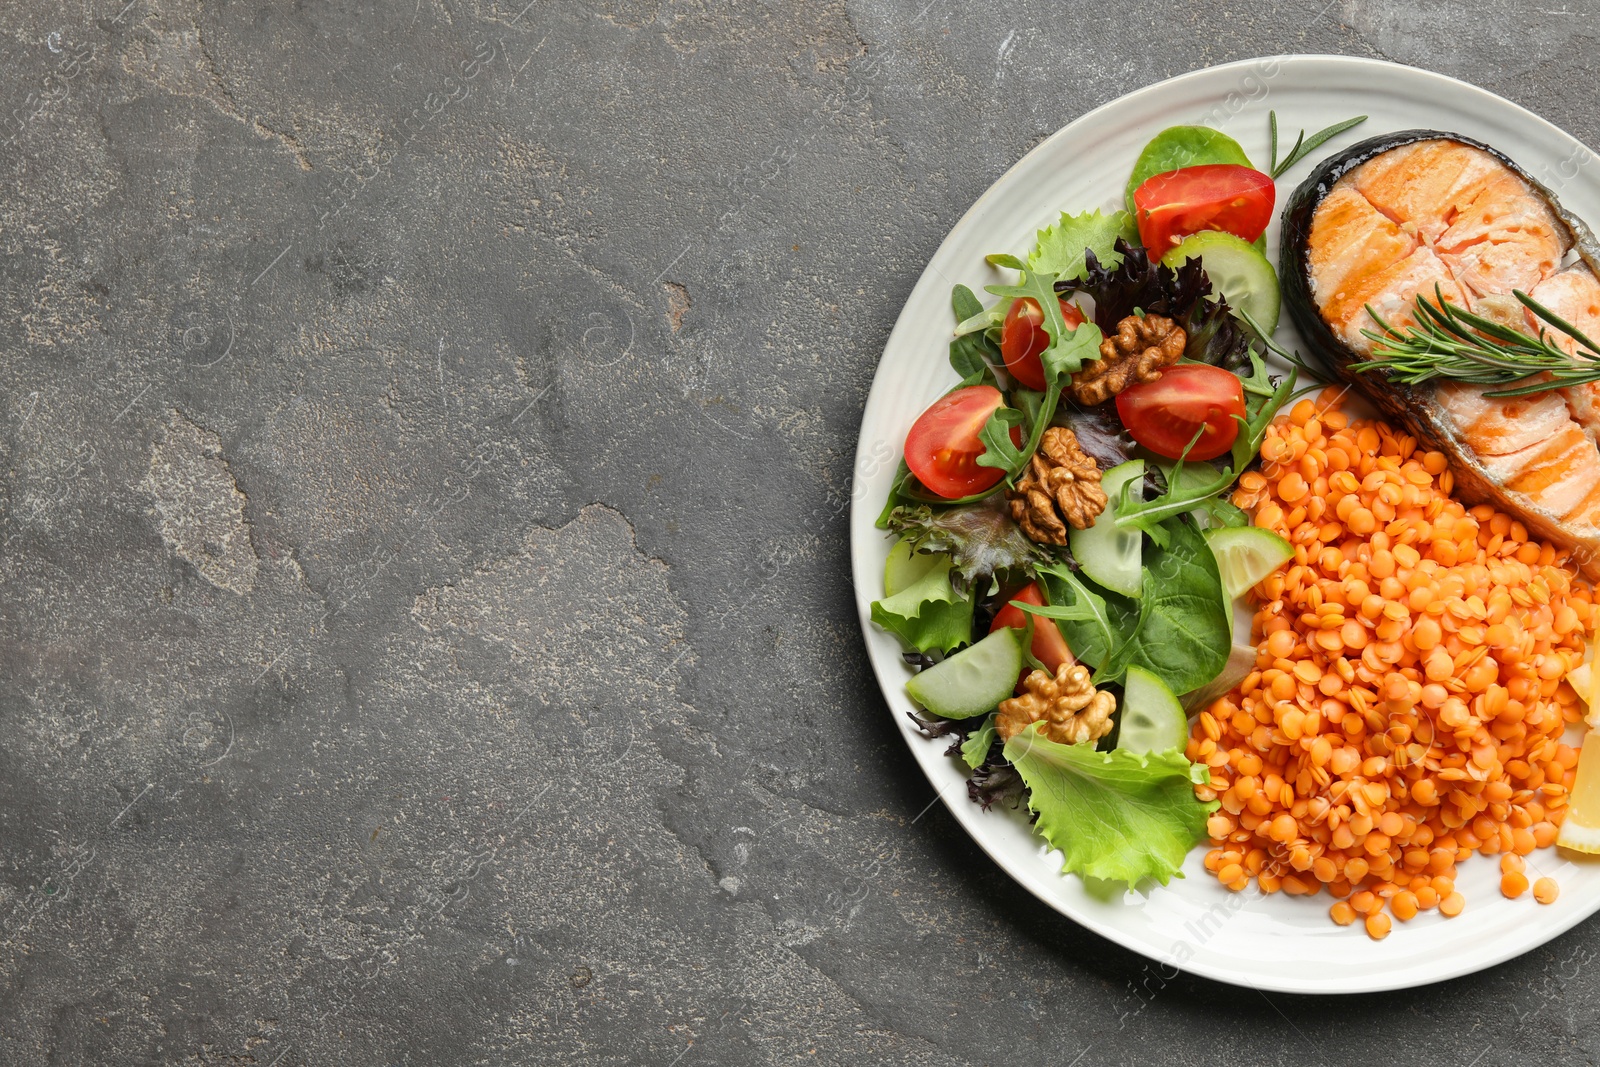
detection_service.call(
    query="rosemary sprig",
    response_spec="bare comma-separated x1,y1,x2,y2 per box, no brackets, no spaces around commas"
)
1268,112,1368,179
1357,286,1600,397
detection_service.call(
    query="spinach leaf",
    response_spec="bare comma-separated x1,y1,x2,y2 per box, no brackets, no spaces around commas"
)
1109,516,1231,694
952,283,985,322
1124,126,1252,215
949,284,1001,387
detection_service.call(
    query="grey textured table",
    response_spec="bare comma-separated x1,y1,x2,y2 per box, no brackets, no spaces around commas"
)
2,2,1597,1064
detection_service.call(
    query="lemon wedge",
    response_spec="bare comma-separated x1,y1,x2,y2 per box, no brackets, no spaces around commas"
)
1589,647,1600,727
1557,732,1600,854
1565,639,1600,729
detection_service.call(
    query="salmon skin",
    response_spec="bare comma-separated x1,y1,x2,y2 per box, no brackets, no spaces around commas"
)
1280,129,1600,577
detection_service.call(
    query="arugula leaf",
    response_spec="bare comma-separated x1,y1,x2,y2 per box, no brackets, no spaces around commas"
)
961,714,998,771
983,266,1105,485
1013,388,1044,434
888,499,1047,583
1108,516,1233,695
1039,312,1103,383
1113,346,1296,534
1231,346,1298,471
1004,723,1216,886
1141,459,1248,532
975,406,1026,471
1031,562,1138,672
1017,616,1048,674
869,553,974,653
1028,209,1139,282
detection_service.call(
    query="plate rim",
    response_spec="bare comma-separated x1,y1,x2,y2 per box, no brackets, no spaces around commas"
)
850,52,1600,994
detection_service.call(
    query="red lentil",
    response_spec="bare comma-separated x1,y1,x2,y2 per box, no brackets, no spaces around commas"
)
1191,389,1593,938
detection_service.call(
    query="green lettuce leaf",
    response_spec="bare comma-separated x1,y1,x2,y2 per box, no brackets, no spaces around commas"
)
1028,209,1139,282
869,553,974,653
1003,722,1215,886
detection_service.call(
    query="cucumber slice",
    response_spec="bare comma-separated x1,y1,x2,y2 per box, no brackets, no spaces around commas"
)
905,627,1024,720
1068,459,1145,598
884,538,940,597
1117,665,1189,754
1205,526,1294,600
1161,231,1280,336
1181,642,1258,713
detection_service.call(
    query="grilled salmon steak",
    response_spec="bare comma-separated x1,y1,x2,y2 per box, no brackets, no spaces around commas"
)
1282,131,1600,576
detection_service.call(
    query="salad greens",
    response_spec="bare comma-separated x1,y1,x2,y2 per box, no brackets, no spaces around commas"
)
869,116,1326,890
1019,516,1230,695
960,714,998,771
869,552,974,653
976,266,1104,480
887,499,1046,583
1104,516,1233,694
1028,209,1140,281
1123,126,1251,214
1061,239,1255,372
1062,238,1209,333
949,284,1003,386
1005,723,1216,886
1056,400,1137,470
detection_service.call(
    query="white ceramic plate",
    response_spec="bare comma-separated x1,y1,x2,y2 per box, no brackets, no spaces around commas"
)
851,55,1600,993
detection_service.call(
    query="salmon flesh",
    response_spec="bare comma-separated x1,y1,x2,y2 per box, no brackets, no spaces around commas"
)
1280,130,1600,577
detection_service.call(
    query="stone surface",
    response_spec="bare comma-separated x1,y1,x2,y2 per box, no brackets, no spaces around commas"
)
2,1,1599,1064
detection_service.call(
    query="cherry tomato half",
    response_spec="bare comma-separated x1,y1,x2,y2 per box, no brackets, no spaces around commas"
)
904,385,1020,499
990,581,1074,676
1133,164,1275,254
1115,363,1246,462
1000,296,1086,391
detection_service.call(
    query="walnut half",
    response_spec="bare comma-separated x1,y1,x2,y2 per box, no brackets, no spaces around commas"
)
1070,313,1186,407
996,663,1116,747
1006,426,1106,545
